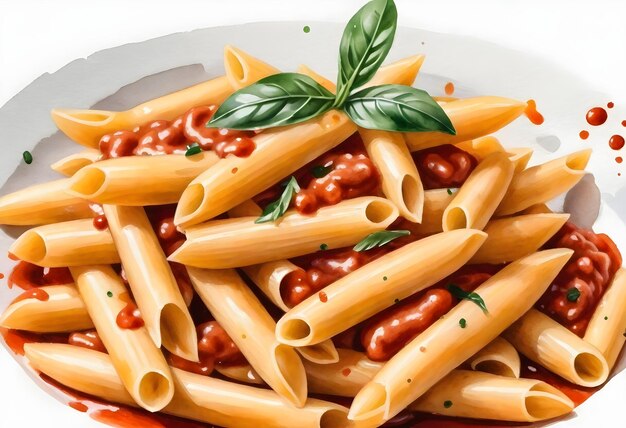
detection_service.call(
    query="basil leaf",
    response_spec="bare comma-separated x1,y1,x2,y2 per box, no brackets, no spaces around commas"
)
208,73,335,130
566,287,581,302
311,165,333,178
255,177,301,224
185,143,202,157
447,284,488,314
344,84,456,133
336,0,397,106
353,230,410,252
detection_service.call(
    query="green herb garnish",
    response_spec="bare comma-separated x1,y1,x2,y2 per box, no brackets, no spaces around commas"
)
353,230,410,252
566,287,581,302
444,400,453,409
320,243,329,251
303,25,311,33
107,291,113,298
23,151,33,164
383,276,388,281
206,0,454,135
311,165,333,178
447,284,488,314
604,316,608,320
185,143,202,156
447,188,453,195
459,318,467,328
255,177,300,223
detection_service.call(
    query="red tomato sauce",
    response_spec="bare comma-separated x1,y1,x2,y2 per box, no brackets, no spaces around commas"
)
93,214,109,230
11,288,49,304
99,105,255,159
524,100,544,125
8,261,73,290
412,144,477,190
586,107,608,126
68,330,107,353
116,301,145,330
537,222,622,336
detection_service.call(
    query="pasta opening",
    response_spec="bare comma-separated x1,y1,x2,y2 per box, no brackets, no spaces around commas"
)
444,207,468,230
565,150,591,171
278,318,311,342
160,304,198,361
10,231,47,263
224,46,247,84
365,200,397,224
319,409,351,428
137,371,173,412
525,383,574,420
176,184,205,224
349,383,387,420
70,168,106,198
400,175,422,222
573,352,607,385
274,344,307,406
298,342,339,364
474,360,516,378
52,109,114,124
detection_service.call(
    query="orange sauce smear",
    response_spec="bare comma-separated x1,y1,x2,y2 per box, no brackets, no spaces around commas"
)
444,82,455,95
524,100,544,125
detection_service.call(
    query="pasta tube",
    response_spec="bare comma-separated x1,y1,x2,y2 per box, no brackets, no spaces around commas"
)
50,149,100,176
360,129,424,223
467,337,520,378
296,65,337,92
70,265,174,411
504,309,609,387
186,267,307,408
0,179,92,226
175,110,357,226
584,268,626,370
24,343,352,428
404,97,526,151
215,365,264,385
68,152,219,206
442,152,514,231
470,213,570,264
507,147,534,173
224,45,280,90
276,229,487,347
402,189,454,236
104,205,198,361
349,249,573,424
410,370,574,422
9,219,119,267
171,197,398,269
0,285,92,332
455,137,533,173
496,149,591,216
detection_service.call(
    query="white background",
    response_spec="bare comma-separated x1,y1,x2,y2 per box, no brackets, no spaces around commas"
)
0,0,625,427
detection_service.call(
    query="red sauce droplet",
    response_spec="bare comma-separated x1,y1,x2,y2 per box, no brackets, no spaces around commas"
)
444,82,455,95
12,288,49,304
524,99,544,125
579,130,589,140
8,261,73,290
69,330,107,353
622,120,626,127
341,368,351,377
93,214,108,231
586,107,608,126
607,102,614,109
617,156,623,164
0,273,4,279
91,408,166,428
619,173,622,177
116,302,145,329
69,401,89,413
318,291,328,302
231,167,238,174
609,135,625,150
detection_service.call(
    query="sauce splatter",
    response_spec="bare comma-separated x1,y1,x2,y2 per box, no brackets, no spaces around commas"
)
318,291,328,303
616,157,623,164
609,135,625,150
586,107,608,126
579,130,589,140
11,288,49,304
68,401,89,413
93,214,108,231
341,368,351,377
622,120,626,127
444,82,455,95
524,100,544,125
0,273,4,279
607,102,614,109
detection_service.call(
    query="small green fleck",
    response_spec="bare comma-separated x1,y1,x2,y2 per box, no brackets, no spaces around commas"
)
311,164,332,178
444,400,453,409
106,291,113,298
23,151,33,164
566,287,581,302
185,143,202,157
447,188,453,195
320,243,328,251
394,298,400,304
303,25,311,33
383,276,388,281
459,318,467,328
604,316,608,320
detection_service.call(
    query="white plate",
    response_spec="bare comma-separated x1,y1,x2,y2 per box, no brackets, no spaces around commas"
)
0,22,624,428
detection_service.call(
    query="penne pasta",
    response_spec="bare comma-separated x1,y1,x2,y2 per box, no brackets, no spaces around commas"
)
584,268,626,370
410,370,574,422
455,137,533,173
50,149,100,176
24,343,352,428
175,110,357,226
404,97,527,151
348,249,573,424
0,179,92,226
297,341,340,365
467,337,521,378
442,152,515,231
507,147,534,173
68,152,219,206
296,65,337,92
104,205,198,361
504,309,609,387
360,129,424,223
224,45,280,90
0,285,92,333
242,260,301,312
70,265,174,411
171,197,398,269
186,267,308,407
470,213,570,264
496,149,592,216
276,229,487,347
402,189,454,236
9,219,119,267
215,364,264,385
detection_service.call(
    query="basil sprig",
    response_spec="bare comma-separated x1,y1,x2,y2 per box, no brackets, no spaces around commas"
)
447,284,489,314
353,230,410,252
207,0,454,135
255,177,300,223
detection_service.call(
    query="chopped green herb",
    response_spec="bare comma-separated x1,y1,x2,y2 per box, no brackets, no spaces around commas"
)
311,164,333,178
353,230,410,252
23,151,33,164
447,284,488,314
185,143,202,156
320,243,329,251
255,177,300,223
566,287,581,302
459,318,467,328
303,25,311,33
106,291,113,298
604,316,608,320
383,276,388,281
447,188,453,195
443,400,453,409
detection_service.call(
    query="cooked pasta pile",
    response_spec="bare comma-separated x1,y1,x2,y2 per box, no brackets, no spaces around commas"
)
0,43,624,428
